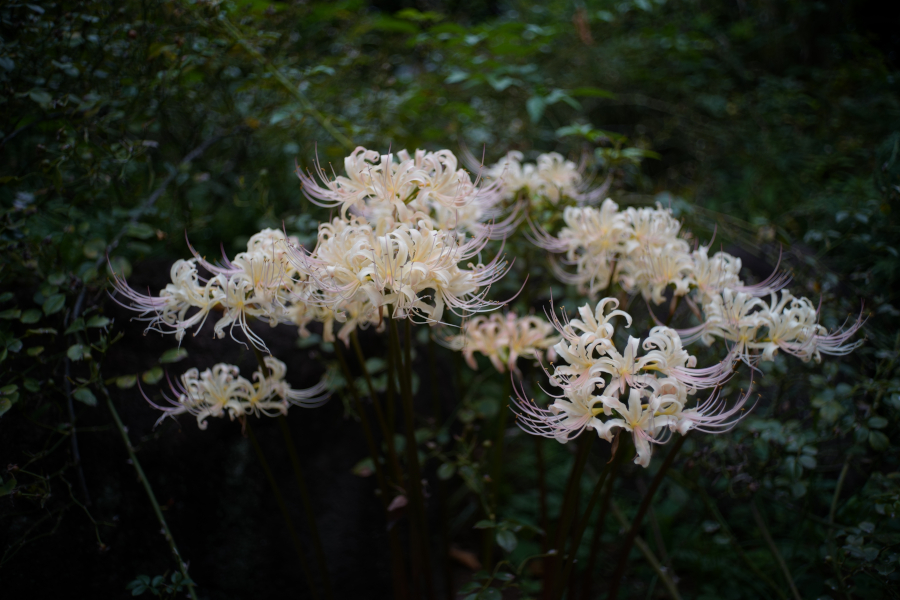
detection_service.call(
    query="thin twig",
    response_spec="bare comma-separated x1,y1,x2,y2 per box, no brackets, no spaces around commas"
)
246,421,321,600
609,500,682,600
100,385,199,600
607,434,687,599
750,500,802,600
827,459,852,600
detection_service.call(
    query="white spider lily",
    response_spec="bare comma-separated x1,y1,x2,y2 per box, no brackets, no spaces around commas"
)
446,312,559,374
144,357,328,430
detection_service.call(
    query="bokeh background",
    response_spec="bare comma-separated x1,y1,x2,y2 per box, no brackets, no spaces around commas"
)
2,1,899,598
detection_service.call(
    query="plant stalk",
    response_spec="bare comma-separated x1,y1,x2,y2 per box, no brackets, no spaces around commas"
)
246,421,321,600
750,500,802,600
101,387,199,600
607,434,687,599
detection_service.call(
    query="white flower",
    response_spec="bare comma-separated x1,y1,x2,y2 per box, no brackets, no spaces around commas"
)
145,357,328,429
447,312,559,374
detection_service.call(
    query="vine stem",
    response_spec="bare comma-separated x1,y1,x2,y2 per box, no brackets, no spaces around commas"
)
606,434,687,599
246,420,321,600
750,500,802,600
100,386,199,600
333,341,409,600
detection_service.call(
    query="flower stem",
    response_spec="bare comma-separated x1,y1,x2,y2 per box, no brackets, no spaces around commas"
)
750,500,802,600
609,500,682,600
246,420,321,600
100,386,198,600
333,342,409,600
545,434,594,599
535,436,549,553
554,457,613,600
828,459,852,600
606,433,687,600
351,330,402,483
277,415,335,600
580,438,627,600
392,317,435,600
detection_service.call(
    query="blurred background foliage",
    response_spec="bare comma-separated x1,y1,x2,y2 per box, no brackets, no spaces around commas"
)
1,0,899,598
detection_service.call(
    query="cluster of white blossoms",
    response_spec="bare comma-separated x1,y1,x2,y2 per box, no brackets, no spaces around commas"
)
144,356,328,430
484,151,609,205
445,312,560,375
532,198,863,365
113,147,515,349
514,298,750,467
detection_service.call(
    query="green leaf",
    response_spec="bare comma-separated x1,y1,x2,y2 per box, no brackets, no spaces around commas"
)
473,519,496,529
116,375,137,389
43,293,66,315
67,344,86,361
0,475,17,496
526,96,546,123
479,589,502,600
799,455,817,469
142,367,164,385
87,315,111,328
64,318,86,335
126,222,156,239
569,86,615,98
496,529,518,552
20,309,42,324
159,348,188,364
73,387,97,406
868,416,888,429
437,462,456,480
869,430,890,452
0,397,15,418
0,308,22,319
26,346,44,356
1,384,19,395
0,292,13,303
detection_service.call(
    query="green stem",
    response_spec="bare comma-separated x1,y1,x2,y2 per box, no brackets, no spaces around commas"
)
427,334,453,600
535,436,549,554
101,387,199,600
607,434,687,600
580,441,626,600
210,14,355,151
609,501,682,600
750,500,803,600
668,471,787,600
490,377,512,508
277,416,335,600
246,421,320,600
394,317,435,600
351,330,402,483
545,435,594,599
828,459,851,600
554,458,613,600
334,342,409,600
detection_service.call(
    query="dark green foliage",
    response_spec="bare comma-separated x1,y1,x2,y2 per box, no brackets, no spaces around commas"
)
1,0,898,598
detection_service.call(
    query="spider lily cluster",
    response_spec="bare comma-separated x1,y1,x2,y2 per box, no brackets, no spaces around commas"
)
482,150,608,205
444,312,560,375
531,198,864,365
513,299,751,467
145,356,328,430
